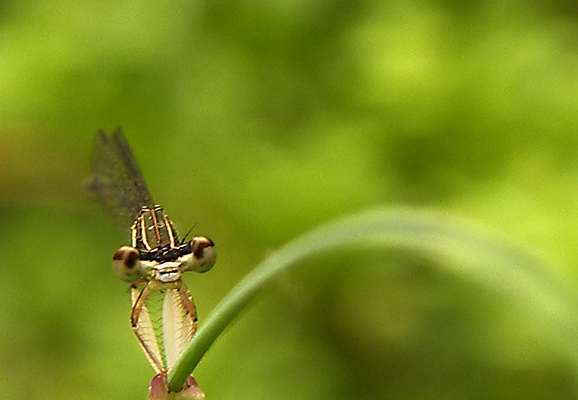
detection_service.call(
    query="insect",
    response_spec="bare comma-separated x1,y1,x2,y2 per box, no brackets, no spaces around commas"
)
85,128,216,375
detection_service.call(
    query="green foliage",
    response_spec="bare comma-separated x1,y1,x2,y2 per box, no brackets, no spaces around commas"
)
2,0,578,399
168,208,578,394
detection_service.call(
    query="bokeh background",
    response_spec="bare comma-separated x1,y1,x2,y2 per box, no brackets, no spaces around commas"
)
3,0,578,399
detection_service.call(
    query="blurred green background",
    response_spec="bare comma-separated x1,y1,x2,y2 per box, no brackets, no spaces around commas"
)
2,0,578,399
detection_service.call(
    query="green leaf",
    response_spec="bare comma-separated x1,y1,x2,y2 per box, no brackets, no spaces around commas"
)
167,207,578,391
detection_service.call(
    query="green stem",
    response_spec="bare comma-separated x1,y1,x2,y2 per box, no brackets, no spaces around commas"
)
167,207,578,391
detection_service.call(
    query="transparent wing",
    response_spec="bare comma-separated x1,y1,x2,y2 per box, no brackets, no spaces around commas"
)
85,127,155,228
131,280,197,374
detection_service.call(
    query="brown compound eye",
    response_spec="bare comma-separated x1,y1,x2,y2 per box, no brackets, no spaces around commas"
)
184,236,216,273
112,246,141,282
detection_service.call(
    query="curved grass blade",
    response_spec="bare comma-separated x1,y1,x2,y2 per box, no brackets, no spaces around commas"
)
167,207,578,391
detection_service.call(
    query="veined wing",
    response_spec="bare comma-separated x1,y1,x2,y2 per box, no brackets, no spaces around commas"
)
130,279,197,374
85,127,155,228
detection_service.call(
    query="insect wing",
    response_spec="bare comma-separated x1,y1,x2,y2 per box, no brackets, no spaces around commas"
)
162,284,197,369
85,128,155,228
131,280,197,373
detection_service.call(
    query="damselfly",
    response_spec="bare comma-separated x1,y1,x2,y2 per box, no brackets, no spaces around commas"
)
85,128,216,375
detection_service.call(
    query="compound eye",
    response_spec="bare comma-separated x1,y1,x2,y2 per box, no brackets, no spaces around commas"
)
112,246,141,282
188,236,216,273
